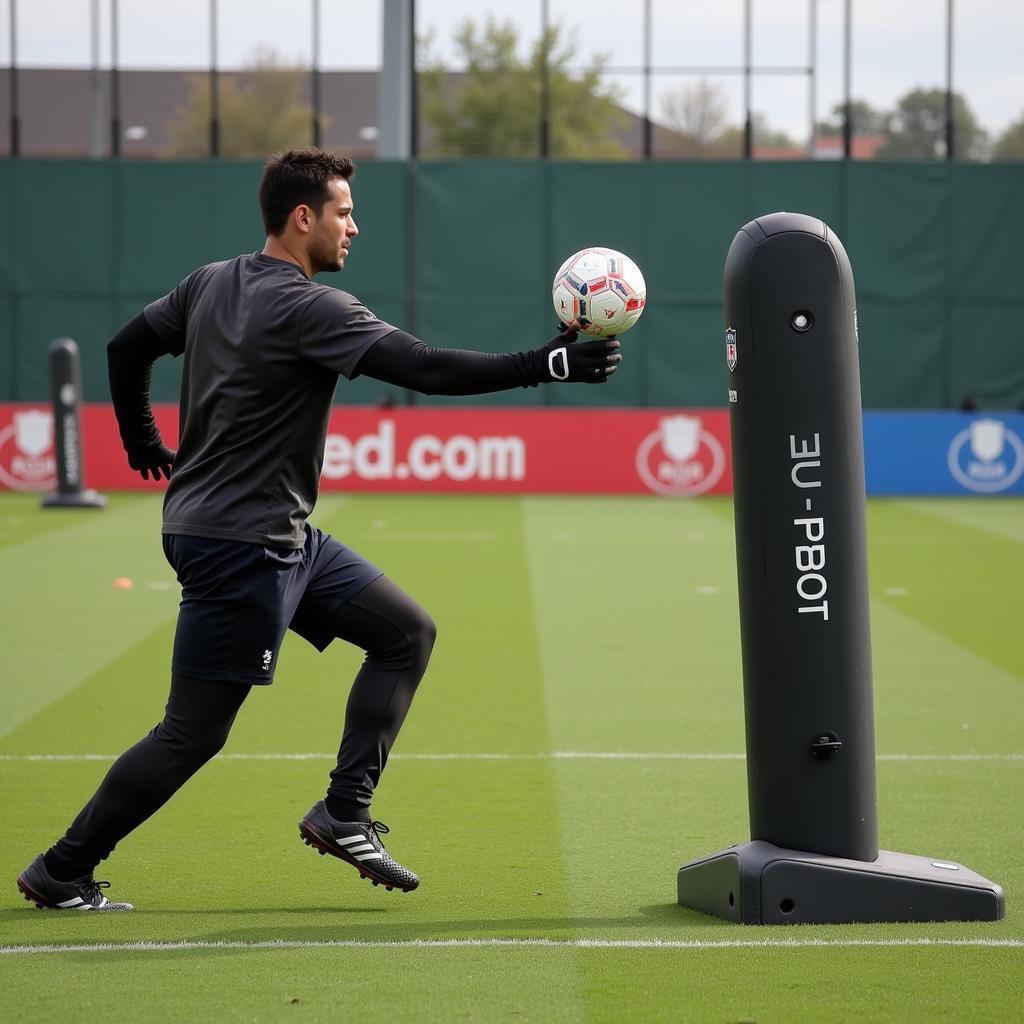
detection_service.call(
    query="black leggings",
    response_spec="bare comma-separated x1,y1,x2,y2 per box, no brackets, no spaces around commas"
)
50,575,435,876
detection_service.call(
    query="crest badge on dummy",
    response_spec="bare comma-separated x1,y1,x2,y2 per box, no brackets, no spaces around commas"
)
725,327,738,372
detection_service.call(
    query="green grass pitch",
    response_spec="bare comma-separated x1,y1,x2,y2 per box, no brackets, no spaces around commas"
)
0,492,1021,1023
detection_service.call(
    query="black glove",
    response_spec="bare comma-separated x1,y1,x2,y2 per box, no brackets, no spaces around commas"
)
124,439,176,481
534,324,621,384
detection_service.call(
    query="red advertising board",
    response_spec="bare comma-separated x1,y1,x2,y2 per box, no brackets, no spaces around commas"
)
0,403,733,496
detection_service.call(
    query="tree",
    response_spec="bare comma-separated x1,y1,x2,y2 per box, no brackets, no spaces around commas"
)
659,79,732,157
994,113,1024,160
655,79,753,156
419,19,627,158
815,99,886,138
659,82,800,157
748,114,801,154
876,88,987,160
165,46,322,158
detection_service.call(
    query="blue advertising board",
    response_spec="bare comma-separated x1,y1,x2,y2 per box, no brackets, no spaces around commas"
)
863,412,1024,496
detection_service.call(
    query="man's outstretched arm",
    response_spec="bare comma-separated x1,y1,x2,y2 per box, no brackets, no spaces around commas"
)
107,313,179,481
353,325,621,396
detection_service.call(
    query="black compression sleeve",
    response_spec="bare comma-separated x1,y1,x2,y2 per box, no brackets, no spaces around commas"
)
107,313,177,449
353,329,540,395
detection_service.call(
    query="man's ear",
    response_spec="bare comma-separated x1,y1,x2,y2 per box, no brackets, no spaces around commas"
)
293,204,313,234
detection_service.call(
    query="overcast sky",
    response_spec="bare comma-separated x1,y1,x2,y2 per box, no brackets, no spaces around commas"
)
4,0,1022,139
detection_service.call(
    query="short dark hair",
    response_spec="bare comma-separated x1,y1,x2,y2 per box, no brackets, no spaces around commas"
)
258,149,355,236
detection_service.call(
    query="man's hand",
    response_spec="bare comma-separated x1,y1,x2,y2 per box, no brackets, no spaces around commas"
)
539,324,622,384
124,440,176,481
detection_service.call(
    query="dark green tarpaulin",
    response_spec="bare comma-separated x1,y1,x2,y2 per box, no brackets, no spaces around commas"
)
1,159,1020,408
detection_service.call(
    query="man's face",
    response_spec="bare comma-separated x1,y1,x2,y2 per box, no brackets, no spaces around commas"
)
307,177,358,274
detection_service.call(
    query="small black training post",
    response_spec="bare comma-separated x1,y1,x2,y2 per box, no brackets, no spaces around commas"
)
41,337,107,509
676,212,1003,924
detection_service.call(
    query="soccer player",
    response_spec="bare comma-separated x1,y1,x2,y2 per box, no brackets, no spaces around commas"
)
17,148,620,911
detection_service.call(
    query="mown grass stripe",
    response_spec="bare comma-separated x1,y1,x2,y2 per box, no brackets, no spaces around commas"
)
898,497,1024,546
0,493,153,552
0,494,178,737
868,502,1024,680
2,938,1021,955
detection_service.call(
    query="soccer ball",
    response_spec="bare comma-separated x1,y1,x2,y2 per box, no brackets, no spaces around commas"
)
552,247,647,338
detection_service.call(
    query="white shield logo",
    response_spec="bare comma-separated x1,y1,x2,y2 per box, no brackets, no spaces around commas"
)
947,419,1024,494
14,410,54,457
636,415,727,496
660,415,701,463
969,419,1004,463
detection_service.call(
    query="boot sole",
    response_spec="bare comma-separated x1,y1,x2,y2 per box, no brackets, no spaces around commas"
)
298,820,418,893
16,875,53,910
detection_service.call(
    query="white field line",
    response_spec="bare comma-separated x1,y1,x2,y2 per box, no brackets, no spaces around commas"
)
1,938,1022,956
0,752,1022,763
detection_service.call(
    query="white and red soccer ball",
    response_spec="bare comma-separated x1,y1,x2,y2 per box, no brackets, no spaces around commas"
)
552,247,647,338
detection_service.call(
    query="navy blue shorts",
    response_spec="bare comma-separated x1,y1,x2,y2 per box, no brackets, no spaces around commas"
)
162,525,383,685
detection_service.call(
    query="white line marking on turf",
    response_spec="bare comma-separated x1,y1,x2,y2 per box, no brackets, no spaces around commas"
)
1,752,1022,763
1,938,1021,956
